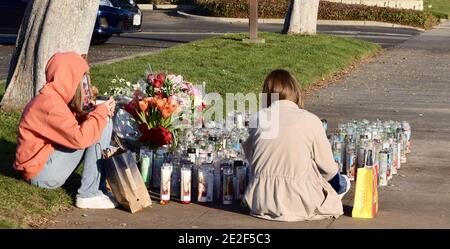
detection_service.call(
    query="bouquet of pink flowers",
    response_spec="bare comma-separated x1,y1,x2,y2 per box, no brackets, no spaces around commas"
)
121,70,206,148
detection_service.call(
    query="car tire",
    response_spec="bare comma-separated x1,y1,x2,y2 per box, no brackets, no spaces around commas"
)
90,34,112,45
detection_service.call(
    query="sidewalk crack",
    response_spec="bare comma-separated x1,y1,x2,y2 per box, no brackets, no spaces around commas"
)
187,209,211,227
326,217,337,229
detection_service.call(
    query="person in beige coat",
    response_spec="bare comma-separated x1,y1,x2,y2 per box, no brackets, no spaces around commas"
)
242,69,350,222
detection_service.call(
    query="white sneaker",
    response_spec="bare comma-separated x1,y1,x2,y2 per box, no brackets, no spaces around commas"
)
338,175,351,200
105,192,120,208
75,194,117,209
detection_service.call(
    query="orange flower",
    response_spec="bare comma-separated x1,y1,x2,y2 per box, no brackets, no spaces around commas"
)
138,99,148,112
156,98,166,110
168,98,179,112
161,109,171,119
145,97,180,119
145,97,156,106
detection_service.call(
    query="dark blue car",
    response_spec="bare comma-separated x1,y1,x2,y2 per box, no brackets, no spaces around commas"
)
0,0,142,45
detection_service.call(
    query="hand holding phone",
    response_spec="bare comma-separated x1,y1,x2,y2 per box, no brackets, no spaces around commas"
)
101,97,116,117
96,95,110,105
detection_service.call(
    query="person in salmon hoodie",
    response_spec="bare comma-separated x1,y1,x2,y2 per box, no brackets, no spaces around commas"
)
14,52,118,209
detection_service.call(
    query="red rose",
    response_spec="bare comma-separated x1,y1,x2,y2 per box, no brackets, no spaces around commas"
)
138,123,150,133
123,100,139,120
156,73,165,81
152,79,164,88
139,126,173,146
151,73,166,88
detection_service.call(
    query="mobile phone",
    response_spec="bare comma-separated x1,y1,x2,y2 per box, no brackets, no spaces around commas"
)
96,95,110,101
96,95,110,105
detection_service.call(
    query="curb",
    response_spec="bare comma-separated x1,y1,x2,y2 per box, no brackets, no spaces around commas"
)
139,4,196,11
156,4,196,11
137,4,153,11
177,11,425,32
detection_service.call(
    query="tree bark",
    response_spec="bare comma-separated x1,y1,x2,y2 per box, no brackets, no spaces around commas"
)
1,0,99,111
283,0,320,35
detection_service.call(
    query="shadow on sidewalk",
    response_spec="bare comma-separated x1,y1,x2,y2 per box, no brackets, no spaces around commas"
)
192,202,354,218
343,205,353,217
148,189,353,218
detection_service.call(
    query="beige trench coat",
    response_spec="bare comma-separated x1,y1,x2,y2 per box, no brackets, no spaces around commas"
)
242,100,343,222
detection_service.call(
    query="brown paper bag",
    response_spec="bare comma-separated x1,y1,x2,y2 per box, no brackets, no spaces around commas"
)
103,145,152,213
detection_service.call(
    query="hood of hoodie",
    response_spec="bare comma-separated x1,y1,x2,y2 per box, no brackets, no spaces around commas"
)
40,52,89,104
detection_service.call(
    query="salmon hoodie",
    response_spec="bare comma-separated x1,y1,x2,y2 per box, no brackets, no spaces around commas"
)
14,52,110,180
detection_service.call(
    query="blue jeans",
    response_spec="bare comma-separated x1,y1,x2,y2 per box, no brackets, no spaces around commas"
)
30,119,113,198
328,172,348,195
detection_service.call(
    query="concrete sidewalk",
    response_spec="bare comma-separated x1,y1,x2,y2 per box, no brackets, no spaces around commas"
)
47,21,450,229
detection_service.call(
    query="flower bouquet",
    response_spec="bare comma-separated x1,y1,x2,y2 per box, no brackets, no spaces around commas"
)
111,67,205,150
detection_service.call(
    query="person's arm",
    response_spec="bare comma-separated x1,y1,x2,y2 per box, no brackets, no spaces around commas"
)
311,116,339,181
43,103,110,149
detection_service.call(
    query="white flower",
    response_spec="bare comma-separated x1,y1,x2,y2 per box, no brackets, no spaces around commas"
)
133,83,141,90
172,75,184,85
111,79,117,84
166,74,175,81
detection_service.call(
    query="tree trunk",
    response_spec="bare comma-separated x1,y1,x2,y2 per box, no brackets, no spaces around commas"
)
283,0,320,35
1,0,99,111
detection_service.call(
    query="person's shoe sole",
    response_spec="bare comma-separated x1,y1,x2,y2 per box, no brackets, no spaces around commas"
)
75,196,116,209
105,192,120,208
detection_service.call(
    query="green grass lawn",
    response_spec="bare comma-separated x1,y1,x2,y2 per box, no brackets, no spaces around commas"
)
91,33,380,95
0,33,380,228
425,0,450,18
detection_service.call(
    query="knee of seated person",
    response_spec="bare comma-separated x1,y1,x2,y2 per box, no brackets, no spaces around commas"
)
105,118,113,132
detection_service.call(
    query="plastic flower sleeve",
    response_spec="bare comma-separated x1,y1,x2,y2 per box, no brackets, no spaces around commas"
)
113,108,140,142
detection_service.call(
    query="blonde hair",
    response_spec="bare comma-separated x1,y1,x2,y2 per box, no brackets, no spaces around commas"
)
69,54,89,114
69,54,98,114
262,69,304,108
69,73,98,114
69,77,85,114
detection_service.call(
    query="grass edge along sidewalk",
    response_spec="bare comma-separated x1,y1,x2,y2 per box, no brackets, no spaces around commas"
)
0,33,380,228
424,0,450,19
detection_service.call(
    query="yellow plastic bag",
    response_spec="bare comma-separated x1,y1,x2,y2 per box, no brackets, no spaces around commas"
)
352,167,378,218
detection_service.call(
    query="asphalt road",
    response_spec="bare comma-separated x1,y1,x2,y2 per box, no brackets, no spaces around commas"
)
0,10,421,80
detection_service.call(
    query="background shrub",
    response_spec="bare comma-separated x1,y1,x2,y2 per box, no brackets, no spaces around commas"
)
135,0,196,4
192,0,439,29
